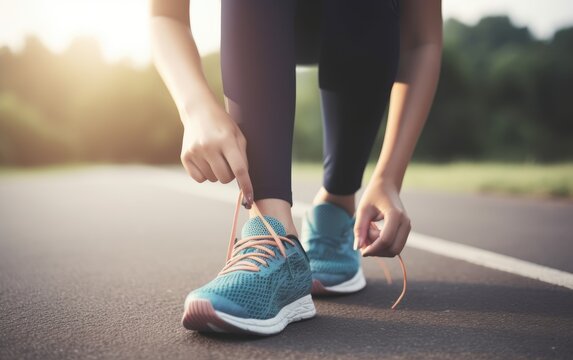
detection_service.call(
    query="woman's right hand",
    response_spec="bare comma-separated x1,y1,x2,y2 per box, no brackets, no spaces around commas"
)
180,100,254,209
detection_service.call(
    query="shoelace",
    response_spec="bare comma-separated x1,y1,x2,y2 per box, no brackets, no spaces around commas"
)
222,190,407,310
367,221,407,310
220,190,295,276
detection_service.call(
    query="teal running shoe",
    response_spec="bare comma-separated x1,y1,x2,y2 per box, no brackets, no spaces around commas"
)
182,194,315,335
301,202,366,295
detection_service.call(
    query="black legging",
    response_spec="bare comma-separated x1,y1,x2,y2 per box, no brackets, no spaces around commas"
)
221,0,400,206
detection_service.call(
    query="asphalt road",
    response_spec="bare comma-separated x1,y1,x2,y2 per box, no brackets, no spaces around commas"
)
1,165,572,360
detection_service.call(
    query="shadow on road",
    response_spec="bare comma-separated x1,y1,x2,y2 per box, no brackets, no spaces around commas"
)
317,279,573,317
178,280,573,359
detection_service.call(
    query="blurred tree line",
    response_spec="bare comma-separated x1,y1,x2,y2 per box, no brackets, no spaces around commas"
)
0,16,572,166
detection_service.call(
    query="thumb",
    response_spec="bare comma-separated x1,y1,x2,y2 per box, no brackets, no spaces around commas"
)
354,206,375,250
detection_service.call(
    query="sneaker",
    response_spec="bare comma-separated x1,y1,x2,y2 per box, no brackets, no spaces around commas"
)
182,193,316,335
301,202,366,295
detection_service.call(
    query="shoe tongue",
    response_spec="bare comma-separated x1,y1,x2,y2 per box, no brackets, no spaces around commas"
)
306,202,354,237
241,215,286,239
233,216,287,268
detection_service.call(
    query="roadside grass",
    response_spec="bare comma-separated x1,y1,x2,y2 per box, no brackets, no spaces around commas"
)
293,162,573,199
1,162,572,199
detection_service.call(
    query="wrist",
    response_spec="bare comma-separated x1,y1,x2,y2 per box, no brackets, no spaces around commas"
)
369,175,401,193
179,94,221,127
370,160,407,192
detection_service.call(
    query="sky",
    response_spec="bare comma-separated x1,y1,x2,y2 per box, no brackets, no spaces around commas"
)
0,0,572,67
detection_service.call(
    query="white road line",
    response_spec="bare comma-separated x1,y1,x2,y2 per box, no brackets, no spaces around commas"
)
139,166,573,290
406,233,573,290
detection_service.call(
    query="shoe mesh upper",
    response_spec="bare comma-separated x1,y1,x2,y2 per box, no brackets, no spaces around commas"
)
190,216,312,320
302,203,360,280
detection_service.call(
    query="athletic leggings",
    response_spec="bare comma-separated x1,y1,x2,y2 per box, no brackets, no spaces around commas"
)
221,0,400,206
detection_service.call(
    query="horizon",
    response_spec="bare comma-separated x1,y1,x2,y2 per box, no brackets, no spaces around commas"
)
1,0,572,67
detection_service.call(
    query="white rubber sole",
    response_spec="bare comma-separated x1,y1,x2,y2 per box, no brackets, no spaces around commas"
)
183,294,316,336
312,267,367,294
216,294,316,335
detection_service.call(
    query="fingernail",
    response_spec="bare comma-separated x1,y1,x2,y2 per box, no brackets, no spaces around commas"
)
241,195,252,209
353,237,359,251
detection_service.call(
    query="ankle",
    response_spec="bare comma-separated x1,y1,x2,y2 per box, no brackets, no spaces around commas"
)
248,198,298,238
312,187,355,217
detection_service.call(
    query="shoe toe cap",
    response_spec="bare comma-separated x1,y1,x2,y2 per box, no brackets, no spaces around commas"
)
185,291,249,318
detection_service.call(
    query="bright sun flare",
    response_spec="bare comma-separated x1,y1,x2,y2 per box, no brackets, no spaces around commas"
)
2,0,221,66
1,0,572,66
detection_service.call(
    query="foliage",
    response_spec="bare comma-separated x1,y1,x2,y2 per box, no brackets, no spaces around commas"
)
293,161,573,199
0,16,572,166
423,17,573,161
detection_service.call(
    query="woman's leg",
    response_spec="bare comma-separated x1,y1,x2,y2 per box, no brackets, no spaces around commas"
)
314,0,401,215
221,0,298,234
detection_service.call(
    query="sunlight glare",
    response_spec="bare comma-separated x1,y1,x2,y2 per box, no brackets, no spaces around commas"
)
1,0,221,66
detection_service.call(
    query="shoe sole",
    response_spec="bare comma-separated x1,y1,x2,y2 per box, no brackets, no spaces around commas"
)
311,267,367,295
182,294,316,336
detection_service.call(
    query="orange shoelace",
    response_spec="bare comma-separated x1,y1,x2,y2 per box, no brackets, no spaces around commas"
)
223,190,407,309
367,222,408,309
220,190,295,276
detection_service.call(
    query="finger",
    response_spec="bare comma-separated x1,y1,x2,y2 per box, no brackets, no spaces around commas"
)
361,210,402,257
369,220,409,257
358,222,384,252
182,158,207,183
368,221,383,245
389,219,411,255
223,142,254,208
353,206,377,250
189,155,217,182
205,152,234,184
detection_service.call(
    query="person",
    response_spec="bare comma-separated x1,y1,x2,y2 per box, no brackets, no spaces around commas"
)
150,0,442,335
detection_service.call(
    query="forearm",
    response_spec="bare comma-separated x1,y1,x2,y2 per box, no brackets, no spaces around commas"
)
371,43,442,190
149,16,218,123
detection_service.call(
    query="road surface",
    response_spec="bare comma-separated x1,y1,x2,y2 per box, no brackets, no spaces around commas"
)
1,165,572,359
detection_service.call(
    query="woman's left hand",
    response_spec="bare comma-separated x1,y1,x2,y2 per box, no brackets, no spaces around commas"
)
354,180,411,257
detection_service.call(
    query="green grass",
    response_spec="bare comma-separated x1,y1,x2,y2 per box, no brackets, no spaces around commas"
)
293,161,573,199
2,162,572,199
